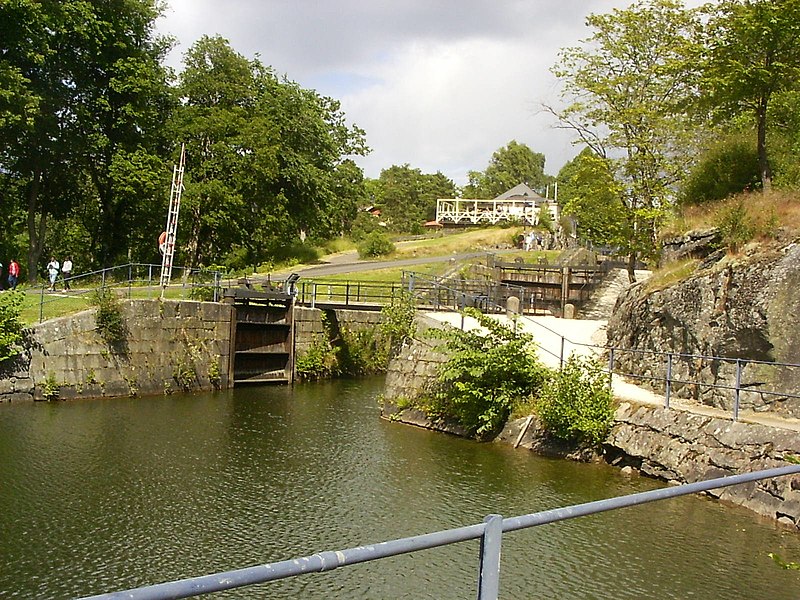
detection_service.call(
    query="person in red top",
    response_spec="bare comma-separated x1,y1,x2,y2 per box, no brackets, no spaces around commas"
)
8,259,20,290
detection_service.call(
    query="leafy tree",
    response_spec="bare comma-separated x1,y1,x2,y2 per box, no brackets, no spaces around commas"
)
0,0,173,274
550,0,701,277
370,165,455,233
465,140,548,198
174,36,368,268
558,151,630,248
701,0,800,191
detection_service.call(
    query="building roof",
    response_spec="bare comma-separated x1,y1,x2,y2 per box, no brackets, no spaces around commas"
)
494,183,543,201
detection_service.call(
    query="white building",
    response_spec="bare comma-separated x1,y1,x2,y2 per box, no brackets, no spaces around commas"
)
435,183,559,227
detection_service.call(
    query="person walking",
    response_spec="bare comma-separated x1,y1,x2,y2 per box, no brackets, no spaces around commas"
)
46,257,60,292
61,256,73,291
8,259,20,290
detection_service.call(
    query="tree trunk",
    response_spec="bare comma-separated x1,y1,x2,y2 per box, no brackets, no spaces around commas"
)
26,170,46,285
757,95,772,192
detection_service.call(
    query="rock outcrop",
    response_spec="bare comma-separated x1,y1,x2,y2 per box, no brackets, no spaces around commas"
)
607,243,800,417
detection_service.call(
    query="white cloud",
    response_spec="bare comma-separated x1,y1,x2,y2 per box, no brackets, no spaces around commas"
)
156,0,707,186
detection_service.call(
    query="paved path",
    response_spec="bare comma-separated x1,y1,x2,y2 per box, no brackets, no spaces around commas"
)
424,311,800,433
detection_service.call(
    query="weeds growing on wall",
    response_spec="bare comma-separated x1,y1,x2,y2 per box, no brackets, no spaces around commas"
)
338,325,388,376
91,288,128,352
380,291,416,357
295,333,339,380
427,308,550,438
0,291,24,366
535,355,615,447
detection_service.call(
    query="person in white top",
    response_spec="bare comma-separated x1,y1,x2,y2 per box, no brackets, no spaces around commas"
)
61,256,73,291
46,257,60,291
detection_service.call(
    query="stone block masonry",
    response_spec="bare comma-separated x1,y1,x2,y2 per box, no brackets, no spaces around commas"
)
608,401,800,529
0,299,234,402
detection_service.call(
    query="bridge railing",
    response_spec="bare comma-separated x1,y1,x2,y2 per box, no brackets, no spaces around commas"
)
79,465,800,600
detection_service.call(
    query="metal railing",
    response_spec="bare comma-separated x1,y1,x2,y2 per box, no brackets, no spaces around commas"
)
79,465,800,600
34,263,223,322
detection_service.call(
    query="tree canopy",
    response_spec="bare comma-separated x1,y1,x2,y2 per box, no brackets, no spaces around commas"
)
464,140,548,199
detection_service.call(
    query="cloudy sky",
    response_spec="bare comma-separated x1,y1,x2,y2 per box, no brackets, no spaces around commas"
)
155,1,695,187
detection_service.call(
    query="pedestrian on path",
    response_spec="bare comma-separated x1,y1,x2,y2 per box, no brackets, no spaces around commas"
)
46,257,60,292
8,259,20,290
61,256,73,291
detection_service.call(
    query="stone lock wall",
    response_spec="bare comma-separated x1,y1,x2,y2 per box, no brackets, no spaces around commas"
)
0,299,234,402
293,306,386,358
608,401,800,529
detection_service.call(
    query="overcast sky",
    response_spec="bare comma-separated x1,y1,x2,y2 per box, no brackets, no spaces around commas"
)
155,1,698,187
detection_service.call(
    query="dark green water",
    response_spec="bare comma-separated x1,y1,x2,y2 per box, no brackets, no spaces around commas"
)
1,377,799,599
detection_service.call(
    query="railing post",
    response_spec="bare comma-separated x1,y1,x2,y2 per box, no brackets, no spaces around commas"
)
311,283,317,309
346,282,350,306
477,514,503,600
665,353,673,410
559,336,565,368
607,347,615,386
460,293,466,330
734,359,742,421
39,286,45,323
408,273,415,293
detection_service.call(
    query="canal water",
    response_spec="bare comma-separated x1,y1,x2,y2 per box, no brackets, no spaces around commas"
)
1,377,799,599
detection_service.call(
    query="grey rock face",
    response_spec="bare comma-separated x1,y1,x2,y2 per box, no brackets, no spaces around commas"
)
607,244,800,417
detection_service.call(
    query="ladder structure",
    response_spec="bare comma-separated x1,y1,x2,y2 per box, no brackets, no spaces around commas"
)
160,143,186,295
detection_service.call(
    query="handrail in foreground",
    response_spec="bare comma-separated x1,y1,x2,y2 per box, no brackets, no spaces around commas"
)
79,465,800,600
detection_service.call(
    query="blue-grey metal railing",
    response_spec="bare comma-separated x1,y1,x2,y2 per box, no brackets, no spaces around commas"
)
79,465,800,600
35,263,223,322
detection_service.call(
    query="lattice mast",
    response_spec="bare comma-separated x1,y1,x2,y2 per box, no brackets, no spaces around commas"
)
160,143,186,295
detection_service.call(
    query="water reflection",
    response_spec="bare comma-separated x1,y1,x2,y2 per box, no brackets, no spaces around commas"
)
0,378,798,599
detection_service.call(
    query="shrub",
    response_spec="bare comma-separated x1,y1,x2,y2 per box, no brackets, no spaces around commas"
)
295,334,338,380
91,287,128,351
428,309,550,438
380,291,416,357
716,199,754,252
0,291,24,365
357,231,395,258
535,355,614,447
338,325,388,376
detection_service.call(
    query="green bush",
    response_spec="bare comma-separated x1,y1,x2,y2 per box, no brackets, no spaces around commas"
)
380,291,416,357
295,334,338,380
716,199,754,252
338,325,388,376
428,309,550,438
535,355,614,447
357,231,395,258
91,287,128,351
0,291,24,365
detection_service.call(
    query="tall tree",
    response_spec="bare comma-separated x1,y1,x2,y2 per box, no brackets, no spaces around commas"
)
549,0,701,278
371,165,455,233
0,0,173,277
701,0,800,191
465,140,547,198
174,36,368,268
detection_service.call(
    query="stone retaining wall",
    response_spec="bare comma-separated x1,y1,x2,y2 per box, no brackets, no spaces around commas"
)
0,299,234,401
607,401,800,528
293,306,385,358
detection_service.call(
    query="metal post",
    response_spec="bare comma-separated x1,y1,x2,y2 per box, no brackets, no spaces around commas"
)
460,293,466,330
477,514,502,600
607,347,615,386
311,283,316,309
346,282,350,306
665,353,673,409
559,336,565,368
408,272,415,293
39,286,45,323
734,359,742,421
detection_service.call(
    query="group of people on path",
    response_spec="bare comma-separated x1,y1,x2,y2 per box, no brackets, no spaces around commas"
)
46,256,73,292
0,257,74,292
